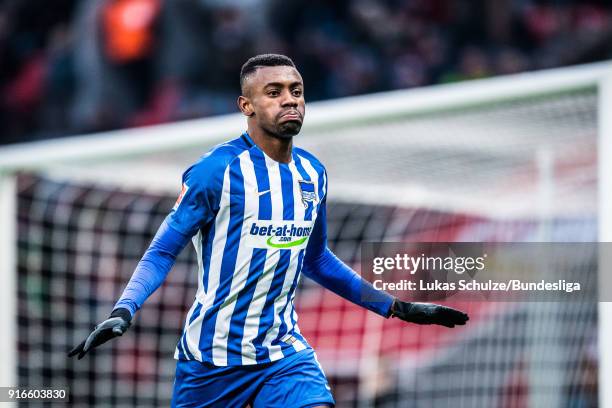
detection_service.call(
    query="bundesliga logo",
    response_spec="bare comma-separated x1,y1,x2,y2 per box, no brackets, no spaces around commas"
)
173,183,189,210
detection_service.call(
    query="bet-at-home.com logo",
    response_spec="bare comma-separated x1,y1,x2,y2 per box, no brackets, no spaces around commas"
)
246,220,313,249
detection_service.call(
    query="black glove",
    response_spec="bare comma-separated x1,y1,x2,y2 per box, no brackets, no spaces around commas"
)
68,308,132,359
389,299,469,328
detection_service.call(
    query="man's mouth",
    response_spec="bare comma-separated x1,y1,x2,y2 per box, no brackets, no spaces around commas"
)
279,111,302,121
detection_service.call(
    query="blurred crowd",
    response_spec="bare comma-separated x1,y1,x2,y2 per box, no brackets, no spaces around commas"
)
1,0,611,144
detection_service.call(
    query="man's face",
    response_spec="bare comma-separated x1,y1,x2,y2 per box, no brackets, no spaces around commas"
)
241,66,305,138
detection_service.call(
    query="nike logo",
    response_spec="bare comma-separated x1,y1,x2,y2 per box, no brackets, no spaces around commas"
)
257,189,271,197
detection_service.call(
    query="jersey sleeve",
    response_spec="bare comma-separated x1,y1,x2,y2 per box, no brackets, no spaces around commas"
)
113,150,230,316
113,218,191,316
302,199,394,317
166,152,226,237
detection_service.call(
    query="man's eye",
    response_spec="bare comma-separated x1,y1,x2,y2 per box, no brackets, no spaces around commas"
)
268,90,280,97
292,90,303,97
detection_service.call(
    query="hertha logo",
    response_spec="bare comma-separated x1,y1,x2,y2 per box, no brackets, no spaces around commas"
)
298,180,316,208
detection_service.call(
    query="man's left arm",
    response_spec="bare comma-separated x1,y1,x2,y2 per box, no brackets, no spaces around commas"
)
302,200,469,328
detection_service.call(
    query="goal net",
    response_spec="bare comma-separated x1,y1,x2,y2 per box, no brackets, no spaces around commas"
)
1,62,610,407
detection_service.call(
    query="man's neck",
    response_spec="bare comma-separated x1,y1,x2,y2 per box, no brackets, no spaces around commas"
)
246,126,293,163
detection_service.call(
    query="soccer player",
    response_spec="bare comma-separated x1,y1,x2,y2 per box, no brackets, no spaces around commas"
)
69,54,469,407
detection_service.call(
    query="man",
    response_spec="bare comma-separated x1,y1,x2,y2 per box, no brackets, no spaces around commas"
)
69,54,469,408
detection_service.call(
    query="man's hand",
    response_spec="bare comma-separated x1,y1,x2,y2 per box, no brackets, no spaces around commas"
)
68,308,132,359
390,299,469,328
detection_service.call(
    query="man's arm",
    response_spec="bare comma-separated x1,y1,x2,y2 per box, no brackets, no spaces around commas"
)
68,218,191,359
113,218,191,316
302,200,393,316
302,200,469,327
69,154,225,359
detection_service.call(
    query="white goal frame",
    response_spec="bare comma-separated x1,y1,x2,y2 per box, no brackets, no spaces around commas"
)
0,61,611,407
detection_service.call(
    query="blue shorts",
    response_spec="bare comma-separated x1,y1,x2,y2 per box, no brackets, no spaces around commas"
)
171,348,335,408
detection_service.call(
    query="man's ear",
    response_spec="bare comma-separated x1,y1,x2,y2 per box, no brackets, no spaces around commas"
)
237,96,255,117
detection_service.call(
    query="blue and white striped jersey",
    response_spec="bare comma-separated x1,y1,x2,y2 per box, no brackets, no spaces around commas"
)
167,132,327,366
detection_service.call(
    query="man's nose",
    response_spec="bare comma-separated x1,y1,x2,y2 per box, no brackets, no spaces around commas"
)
281,90,298,107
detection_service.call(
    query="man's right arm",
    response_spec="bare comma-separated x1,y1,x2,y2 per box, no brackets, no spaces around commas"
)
68,219,189,359
114,156,223,317
113,218,191,316
69,152,226,359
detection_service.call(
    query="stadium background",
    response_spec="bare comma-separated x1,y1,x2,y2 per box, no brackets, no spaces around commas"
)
0,1,610,407
1,0,612,145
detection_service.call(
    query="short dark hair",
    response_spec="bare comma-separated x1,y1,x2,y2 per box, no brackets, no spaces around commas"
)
240,54,296,93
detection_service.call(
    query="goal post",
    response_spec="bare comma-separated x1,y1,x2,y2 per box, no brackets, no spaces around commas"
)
0,61,610,407
0,171,16,392
599,68,612,408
